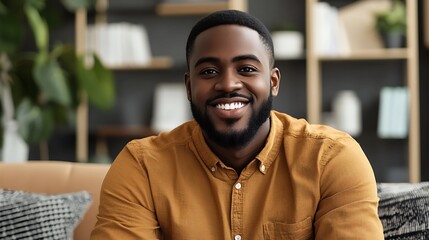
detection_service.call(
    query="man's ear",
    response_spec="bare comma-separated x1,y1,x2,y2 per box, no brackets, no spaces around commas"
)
184,72,191,101
271,67,280,97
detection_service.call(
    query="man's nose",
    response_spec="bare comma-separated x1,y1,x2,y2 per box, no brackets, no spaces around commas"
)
214,70,243,92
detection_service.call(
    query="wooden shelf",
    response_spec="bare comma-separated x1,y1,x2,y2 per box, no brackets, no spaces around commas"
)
105,57,174,70
157,2,228,15
156,0,247,15
95,125,157,156
317,48,409,61
96,125,157,138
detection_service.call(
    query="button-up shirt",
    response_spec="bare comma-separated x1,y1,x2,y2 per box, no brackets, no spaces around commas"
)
91,111,384,239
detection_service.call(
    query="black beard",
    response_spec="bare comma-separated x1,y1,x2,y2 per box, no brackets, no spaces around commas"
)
190,93,272,149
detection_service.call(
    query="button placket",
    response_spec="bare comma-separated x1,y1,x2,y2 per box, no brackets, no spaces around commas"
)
231,180,244,239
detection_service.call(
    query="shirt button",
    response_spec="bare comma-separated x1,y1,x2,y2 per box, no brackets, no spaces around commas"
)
235,182,242,190
260,164,266,172
235,235,242,240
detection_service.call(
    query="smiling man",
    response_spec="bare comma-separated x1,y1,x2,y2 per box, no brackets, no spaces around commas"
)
91,10,384,240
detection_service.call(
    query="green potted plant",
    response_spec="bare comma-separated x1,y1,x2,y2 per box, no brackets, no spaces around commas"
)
0,0,116,160
375,0,407,48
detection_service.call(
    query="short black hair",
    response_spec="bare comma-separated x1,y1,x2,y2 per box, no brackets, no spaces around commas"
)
185,10,274,69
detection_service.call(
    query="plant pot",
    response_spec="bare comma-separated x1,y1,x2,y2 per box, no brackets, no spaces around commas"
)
380,31,405,48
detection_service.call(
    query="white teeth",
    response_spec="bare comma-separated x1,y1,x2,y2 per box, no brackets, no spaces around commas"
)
216,102,245,110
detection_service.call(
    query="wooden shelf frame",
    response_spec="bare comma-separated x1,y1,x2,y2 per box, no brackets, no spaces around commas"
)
104,57,173,70
306,0,420,182
156,0,247,15
317,48,409,61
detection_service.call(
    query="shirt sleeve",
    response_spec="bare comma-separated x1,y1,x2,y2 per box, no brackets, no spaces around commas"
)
90,141,162,239
314,137,384,240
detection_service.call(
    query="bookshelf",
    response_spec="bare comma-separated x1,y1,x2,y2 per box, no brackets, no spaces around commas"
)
306,0,420,182
74,0,247,162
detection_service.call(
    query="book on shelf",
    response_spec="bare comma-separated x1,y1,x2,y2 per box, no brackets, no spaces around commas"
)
151,83,192,132
377,86,408,139
86,22,152,67
314,2,350,56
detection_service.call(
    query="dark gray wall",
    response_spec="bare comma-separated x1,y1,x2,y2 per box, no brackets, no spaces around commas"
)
33,0,428,182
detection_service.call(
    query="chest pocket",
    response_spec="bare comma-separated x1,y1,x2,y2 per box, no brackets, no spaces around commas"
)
263,217,313,240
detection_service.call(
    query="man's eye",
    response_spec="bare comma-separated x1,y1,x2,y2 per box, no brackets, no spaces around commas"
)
239,66,256,72
201,69,218,75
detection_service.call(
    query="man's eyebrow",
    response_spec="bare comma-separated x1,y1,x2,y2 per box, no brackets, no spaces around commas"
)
232,54,261,63
194,57,219,68
193,54,261,68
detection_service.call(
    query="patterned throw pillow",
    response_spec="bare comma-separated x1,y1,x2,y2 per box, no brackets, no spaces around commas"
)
377,182,429,240
0,189,92,240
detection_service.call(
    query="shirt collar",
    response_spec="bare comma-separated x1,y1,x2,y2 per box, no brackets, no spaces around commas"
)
191,110,284,175
255,111,284,174
192,125,220,172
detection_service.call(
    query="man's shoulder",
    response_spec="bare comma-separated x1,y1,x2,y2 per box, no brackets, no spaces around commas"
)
272,111,351,142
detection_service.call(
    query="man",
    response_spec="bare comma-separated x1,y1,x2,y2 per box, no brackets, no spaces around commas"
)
91,10,384,239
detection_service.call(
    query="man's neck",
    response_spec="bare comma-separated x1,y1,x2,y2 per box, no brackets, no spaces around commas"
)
204,120,271,174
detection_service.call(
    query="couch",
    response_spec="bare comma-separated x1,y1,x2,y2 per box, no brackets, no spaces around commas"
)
0,161,110,240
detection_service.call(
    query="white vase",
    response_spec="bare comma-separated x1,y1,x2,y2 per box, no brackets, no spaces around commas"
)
272,31,304,59
332,90,362,136
1,121,29,162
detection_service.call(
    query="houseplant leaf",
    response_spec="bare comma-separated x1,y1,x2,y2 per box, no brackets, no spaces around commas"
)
77,55,115,110
34,55,72,107
55,44,82,108
15,98,41,143
24,3,48,52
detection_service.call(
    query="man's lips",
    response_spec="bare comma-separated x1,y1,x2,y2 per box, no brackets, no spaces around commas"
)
208,96,251,119
209,96,250,110
215,102,245,110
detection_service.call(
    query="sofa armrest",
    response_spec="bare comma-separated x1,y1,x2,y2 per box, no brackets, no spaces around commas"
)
0,161,110,240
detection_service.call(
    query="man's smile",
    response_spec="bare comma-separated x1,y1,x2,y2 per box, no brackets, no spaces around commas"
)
215,102,245,110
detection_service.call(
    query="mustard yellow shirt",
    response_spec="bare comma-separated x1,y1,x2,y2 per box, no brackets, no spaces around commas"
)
91,111,384,240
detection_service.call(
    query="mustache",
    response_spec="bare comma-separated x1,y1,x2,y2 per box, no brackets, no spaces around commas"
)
206,92,252,105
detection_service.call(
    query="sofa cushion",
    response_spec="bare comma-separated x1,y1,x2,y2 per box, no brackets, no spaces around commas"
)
377,182,429,239
0,189,92,240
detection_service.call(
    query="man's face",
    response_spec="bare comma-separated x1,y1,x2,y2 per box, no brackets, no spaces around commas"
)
185,25,280,148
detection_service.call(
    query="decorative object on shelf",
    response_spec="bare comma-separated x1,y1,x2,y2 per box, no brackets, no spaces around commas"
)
86,23,152,67
151,83,192,132
375,0,406,48
337,0,392,52
377,87,408,139
271,27,304,59
313,2,350,56
332,90,362,137
0,54,28,162
0,0,115,159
